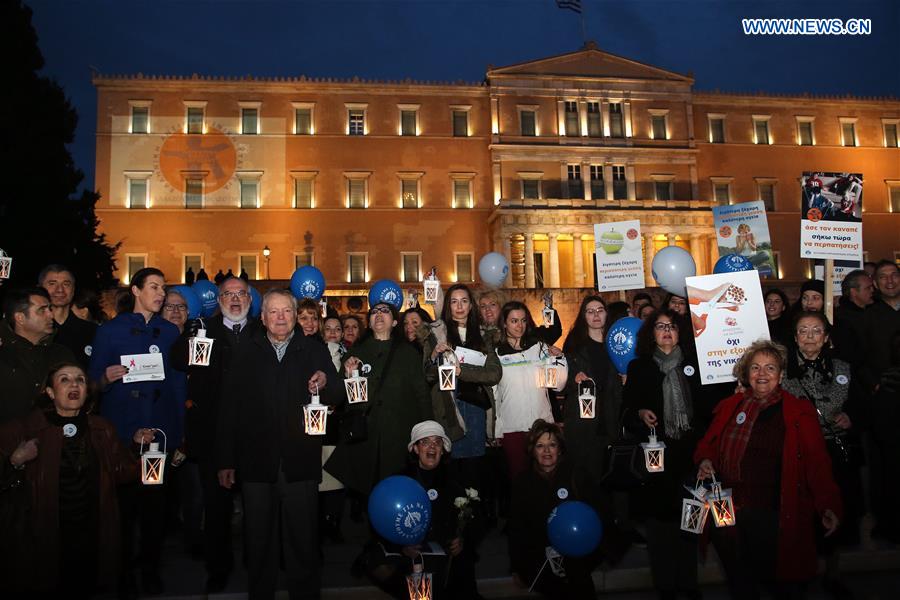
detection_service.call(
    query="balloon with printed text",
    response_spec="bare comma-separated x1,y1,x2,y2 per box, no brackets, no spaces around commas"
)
191,280,219,318
368,475,432,545
290,266,326,301
368,279,404,309
606,316,642,374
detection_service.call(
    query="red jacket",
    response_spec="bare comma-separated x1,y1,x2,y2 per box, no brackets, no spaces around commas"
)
694,389,843,581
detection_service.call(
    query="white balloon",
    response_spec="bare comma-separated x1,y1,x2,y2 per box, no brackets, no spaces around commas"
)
651,246,696,297
478,252,510,288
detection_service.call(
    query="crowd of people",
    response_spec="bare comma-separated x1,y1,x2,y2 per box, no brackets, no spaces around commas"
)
0,258,898,599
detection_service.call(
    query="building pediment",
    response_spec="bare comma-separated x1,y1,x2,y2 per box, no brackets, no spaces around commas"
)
487,43,692,84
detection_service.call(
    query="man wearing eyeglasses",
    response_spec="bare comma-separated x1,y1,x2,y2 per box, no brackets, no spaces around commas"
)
170,275,258,593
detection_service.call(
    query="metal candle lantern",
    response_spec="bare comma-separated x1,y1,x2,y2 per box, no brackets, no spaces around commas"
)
303,385,328,436
0,249,11,280
344,369,369,404
406,554,432,600
640,427,666,473
140,429,167,485
423,267,440,305
710,477,736,528
680,480,710,534
578,378,596,419
438,362,456,392
188,328,214,367
541,357,560,389
541,291,554,326
320,298,328,318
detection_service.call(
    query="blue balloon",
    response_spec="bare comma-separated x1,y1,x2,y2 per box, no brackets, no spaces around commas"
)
651,246,697,297
368,475,432,545
547,500,603,558
478,252,509,288
290,266,326,301
714,253,754,274
248,285,262,318
368,279,403,309
191,280,219,318
169,285,201,320
606,317,642,375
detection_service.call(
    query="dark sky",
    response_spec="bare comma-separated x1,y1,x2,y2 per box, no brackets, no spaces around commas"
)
26,0,899,193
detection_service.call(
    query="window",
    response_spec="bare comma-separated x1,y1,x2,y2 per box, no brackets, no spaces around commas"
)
609,103,624,138
452,108,469,137
239,255,258,280
590,165,604,199
889,183,900,212
708,115,725,143
401,179,418,209
401,253,421,283
348,253,367,284
452,178,472,208
567,164,583,198
183,255,203,282
293,103,314,135
186,107,204,134
797,117,815,146
654,180,672,201
455,253,474,282
756,179,776,211
649,110,668,140
400,108,417,136
294,178,313,208
840,119,857,147
185,178,203,209
612,166,627,200
564,101,579,137
520,110,536,136
131,105,149,134
753,116,770,144
347,105,367,135
241,108,259,135
294,253,314,269
713,182,730,204
128,177,148,209
239,179,259,208
883,120,898,148
521,179,540,200
587,102,601,137
125,255,147,284
346,176,368,208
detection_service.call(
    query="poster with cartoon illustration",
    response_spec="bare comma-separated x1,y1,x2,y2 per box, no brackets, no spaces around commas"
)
712,200,775,278
593,220,644,291
800,172,863,261
686,270,770,385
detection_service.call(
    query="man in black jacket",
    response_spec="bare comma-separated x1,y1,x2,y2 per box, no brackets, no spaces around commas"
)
216,288,339,600
171,275,257,592
38,264,96,369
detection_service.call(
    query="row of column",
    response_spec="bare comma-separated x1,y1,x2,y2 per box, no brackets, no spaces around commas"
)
500,231,719,289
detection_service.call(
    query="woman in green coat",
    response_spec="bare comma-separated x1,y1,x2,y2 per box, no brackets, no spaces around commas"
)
325,301,433,495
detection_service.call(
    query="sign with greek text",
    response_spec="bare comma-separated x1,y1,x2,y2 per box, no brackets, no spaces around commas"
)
712,201,775,278
800,172,863,261
686,271,769,385
594,220,645,291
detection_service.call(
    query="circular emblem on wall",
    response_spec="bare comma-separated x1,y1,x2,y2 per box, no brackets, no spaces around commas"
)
157,127,238,194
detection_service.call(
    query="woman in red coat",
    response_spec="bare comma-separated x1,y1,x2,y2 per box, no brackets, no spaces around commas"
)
694,340,842,598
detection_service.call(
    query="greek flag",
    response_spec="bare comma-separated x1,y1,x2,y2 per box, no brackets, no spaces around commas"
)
556,0,582,13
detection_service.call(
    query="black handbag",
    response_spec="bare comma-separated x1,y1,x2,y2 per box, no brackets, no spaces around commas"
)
456,379,492,410
599,429,648,490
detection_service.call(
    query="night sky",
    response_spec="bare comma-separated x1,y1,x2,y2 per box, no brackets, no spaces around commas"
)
25,0,899,193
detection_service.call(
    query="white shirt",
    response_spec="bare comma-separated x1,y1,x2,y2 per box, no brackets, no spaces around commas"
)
493,342,568,436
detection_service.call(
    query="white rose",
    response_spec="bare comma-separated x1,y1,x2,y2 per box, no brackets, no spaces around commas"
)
466,487,479,500
453,497,466,509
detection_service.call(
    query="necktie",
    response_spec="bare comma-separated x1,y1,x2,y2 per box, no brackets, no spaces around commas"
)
233,324,241,343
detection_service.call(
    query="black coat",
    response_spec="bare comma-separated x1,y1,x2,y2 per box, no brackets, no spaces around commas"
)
170,316,259,459
216,327,340,483
53,312,97,369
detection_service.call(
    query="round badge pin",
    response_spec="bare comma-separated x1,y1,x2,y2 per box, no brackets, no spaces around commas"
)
557,487,569,500
427,488,438,501
63,423,78,438
84,345,92,357
149,345,160,354
361,363,372,374
683,365,695,377
736,412,747,425
836,374,849,385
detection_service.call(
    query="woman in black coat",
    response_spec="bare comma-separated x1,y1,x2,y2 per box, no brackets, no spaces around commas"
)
621,309,705,600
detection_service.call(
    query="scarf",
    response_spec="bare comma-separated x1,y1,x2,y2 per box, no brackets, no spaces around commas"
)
653,346,692,439
268,330,295,362
719,388,783,482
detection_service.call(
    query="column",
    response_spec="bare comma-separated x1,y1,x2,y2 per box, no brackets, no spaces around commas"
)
556,100,566,137
578,101,588,137
601,100,610,137
524,233,535,289
708,234,720,267
492,160,502,205
573,234,585,288
626,165,636,201
548,233,560,288
623,101,633,138
582,160,592,201
560,161,569,199
644,233,657,287
604,165,613,202
503,234,512,273
490,97,499,135
667,233,677,246
689,233,705,274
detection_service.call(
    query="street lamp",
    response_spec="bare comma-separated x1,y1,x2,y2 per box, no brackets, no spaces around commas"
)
263,245,271,279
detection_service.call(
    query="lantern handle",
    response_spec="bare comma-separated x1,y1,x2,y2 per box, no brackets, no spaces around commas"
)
648,425,657,439
410,551,425,572
579,377,596,394
140,428,167,455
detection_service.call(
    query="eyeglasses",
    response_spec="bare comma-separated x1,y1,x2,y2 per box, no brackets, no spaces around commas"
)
585,308,606,316
370,306,392,315
163,303,187,312
654,322,678,332
797,326,825,337
417,437,443,449
220,291,249,299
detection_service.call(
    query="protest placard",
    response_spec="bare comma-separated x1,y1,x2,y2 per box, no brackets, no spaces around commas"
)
712,200,775,278
800,172,863,261
593,220,645,291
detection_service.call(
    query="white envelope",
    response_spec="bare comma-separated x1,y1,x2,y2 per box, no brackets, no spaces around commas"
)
455,346,487,367
120,353,166,383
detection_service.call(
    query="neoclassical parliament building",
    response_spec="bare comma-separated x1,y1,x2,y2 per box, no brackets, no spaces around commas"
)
93,44,900,293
